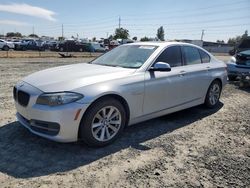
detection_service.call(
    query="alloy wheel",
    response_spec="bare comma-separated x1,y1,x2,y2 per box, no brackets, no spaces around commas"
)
209,83,220,105
91,106,122,142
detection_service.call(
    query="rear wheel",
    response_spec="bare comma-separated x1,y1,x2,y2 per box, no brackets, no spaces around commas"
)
79,48,83,52
3,45,9,51
79,98,126,147
59,47,64,52
205,80,222,108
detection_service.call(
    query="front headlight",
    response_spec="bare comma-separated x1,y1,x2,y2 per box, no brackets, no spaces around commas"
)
36,92,83,106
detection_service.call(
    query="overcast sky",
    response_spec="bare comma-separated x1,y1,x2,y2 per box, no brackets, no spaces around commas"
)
0,0,249,42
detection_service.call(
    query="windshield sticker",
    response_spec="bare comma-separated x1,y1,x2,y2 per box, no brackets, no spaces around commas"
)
139,46,155,50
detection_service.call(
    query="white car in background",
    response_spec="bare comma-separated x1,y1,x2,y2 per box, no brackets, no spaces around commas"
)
90,42,106,52
14,42,227,147
0,39,15,51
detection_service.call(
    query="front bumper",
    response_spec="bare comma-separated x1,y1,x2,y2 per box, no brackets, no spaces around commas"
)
227,62,250,76
14,82,89,142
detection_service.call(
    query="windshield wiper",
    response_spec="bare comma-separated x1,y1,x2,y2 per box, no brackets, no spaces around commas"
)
95,63,122,67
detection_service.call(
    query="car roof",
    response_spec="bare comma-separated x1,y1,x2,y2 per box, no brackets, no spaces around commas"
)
124,41,200,48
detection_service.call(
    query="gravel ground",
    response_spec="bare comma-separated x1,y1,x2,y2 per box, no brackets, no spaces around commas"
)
0,57,249,188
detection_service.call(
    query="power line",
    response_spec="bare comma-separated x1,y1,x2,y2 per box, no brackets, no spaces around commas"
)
124,0,248,18
123,6,249,22
122,16,250,27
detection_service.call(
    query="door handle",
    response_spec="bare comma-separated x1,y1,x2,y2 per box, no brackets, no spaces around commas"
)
179,70,186,76
206,66,211,71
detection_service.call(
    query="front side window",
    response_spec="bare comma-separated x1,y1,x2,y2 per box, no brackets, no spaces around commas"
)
155,46,182,67
183,46,202,65
91,45,158,68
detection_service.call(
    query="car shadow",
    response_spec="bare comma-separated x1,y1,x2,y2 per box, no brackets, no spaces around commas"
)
0,103,223,178
228,81,250,93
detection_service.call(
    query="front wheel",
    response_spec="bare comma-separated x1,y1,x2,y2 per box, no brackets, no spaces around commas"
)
79,98,126,147
204,80,222,108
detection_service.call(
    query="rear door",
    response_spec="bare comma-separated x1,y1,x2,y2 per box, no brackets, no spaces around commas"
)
181,45,211,101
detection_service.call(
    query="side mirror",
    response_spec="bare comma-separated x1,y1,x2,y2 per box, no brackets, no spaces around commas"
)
150,62,171,72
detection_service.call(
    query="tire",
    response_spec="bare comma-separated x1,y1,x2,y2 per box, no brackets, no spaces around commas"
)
79,97,126,147
3,45,9,51
79,48,83,52
204,80,222,108
228,75,237,81
59,47,64,52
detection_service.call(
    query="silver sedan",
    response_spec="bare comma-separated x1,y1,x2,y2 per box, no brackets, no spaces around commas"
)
14,42,227,146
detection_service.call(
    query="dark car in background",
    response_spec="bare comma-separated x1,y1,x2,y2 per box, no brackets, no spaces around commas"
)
15,39,45,51
227,49,250,81
55,40,92,52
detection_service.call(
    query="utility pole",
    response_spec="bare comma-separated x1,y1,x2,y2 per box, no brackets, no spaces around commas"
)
62,24,64,39
119,16,121,29
201,29,205,41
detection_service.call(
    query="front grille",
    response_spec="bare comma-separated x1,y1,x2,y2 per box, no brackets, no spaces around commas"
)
17,90,30,107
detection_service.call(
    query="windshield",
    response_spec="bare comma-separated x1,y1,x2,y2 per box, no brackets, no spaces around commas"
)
240,50,250,56
236,50,250,66
91,45,157,68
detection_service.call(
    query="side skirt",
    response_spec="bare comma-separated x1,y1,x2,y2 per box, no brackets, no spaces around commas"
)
128,97,203,126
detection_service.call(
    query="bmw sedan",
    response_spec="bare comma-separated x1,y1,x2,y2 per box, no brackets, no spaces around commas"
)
14,42,227,147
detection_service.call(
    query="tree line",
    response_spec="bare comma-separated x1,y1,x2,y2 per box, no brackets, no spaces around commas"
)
1,28,248,46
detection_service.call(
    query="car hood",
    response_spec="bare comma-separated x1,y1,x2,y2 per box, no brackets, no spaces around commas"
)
23,63,136,92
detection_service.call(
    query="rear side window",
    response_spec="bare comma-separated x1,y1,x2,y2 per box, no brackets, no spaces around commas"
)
182,46,201,65
155,46,182,67
199,49,210,63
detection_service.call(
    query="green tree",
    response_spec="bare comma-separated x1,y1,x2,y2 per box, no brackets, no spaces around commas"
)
242,30,248,39
58,36,65,41
108,35,113,40
28,34,39,38
227,36,242,46
132,36,137,41
140,36,150,41
6,32,22,38
113,28,129,39
216,40,225,44
157,26,165,41
227,30,249,46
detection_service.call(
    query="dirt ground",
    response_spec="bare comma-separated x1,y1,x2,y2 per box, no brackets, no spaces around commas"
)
0,56,249,188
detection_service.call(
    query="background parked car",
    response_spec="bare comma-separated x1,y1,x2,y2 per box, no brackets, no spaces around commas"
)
15,39,45,51
55,40,92,52
227,49,250,81
0,39,15,51
44,41,59,51
90,42,106,52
